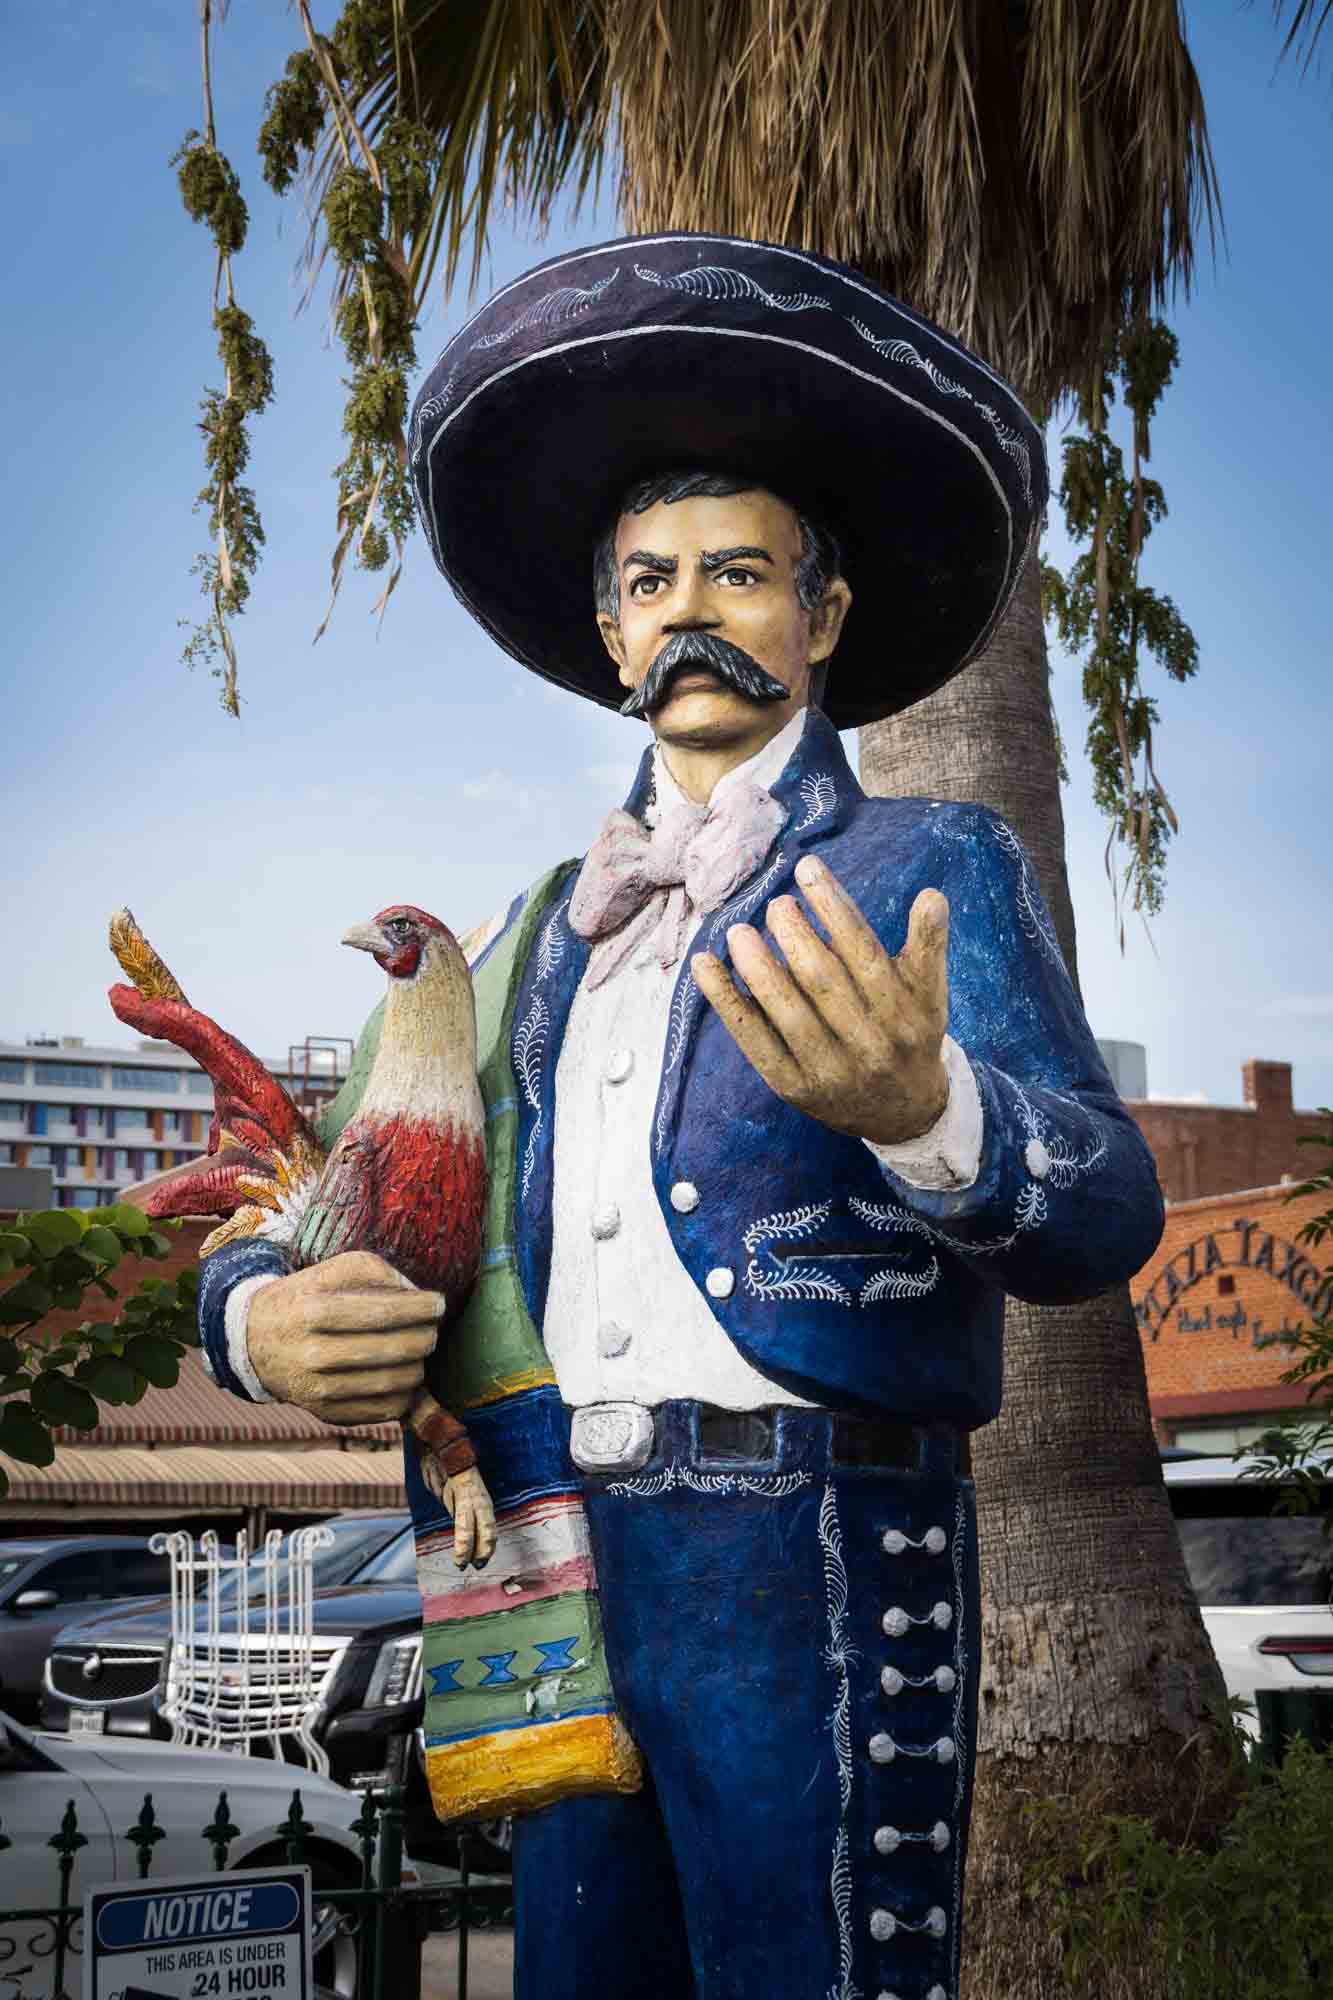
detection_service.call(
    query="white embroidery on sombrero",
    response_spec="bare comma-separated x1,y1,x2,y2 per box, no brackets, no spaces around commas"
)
409,365,460,469
431,233,1032,418
848,318,970,400
632,262,1035,511
850,319,1032,505
473,268,621,351
634,260,832,314
417,323,1018,696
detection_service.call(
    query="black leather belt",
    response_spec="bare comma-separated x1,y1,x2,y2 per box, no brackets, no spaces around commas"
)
567,1398,963,1476
695,1404,925,1469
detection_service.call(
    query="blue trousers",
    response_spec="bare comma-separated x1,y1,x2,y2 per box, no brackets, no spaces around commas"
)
513,1406,980,2000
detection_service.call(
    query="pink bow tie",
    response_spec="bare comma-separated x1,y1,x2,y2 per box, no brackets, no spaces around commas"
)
569,781,786,988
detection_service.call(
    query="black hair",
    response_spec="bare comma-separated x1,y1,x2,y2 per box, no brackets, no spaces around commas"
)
592,469,842,623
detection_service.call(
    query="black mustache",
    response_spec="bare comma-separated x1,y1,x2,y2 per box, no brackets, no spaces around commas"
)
619,630,791,718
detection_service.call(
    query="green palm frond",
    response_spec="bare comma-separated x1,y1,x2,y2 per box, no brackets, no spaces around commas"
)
285,3,1220,403
303,0,608,303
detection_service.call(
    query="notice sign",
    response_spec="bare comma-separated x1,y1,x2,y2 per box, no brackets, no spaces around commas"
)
85,1868,311,2000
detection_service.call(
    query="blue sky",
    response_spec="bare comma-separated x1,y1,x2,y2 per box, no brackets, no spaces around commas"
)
2,2,1329,1110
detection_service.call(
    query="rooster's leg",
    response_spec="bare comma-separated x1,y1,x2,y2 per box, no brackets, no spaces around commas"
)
408,1387,496,1568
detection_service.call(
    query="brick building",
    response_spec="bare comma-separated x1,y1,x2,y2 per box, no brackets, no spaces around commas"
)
1127,1059,1328,1206
1127,1060,1330,1450
1133,1182,1327,1449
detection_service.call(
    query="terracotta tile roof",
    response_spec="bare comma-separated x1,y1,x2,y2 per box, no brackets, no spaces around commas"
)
1,1443,406,1510
52,1349,401,1449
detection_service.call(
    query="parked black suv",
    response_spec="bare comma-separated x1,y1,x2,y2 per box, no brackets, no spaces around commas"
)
0,1537,172,1723
38,1512,510,1867
40,1513,414,1765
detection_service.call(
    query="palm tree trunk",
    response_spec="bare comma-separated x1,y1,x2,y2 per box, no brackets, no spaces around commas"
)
861,557,1232,1995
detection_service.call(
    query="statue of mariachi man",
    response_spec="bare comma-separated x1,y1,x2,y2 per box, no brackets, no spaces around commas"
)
198,236,1165,2000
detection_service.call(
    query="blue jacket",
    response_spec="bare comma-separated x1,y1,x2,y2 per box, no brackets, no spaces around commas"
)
200,709,1163,1431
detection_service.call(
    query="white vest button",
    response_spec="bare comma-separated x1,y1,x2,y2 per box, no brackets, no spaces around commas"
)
590,1204,621,1240
1024,1137,1051,1180
604,1048,634,1084
597,1322,632,1359
670,1181,700,1214
705,1267,735,1299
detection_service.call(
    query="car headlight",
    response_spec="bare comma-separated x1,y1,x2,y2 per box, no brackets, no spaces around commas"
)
364,1634,422,1707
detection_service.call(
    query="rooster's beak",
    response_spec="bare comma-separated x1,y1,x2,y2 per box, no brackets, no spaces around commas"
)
342,921,385,955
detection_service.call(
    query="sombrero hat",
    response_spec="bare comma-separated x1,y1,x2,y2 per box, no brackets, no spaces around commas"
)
410,233,1046,730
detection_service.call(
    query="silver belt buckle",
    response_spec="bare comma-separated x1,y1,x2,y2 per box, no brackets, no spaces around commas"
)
570,1401,655,1474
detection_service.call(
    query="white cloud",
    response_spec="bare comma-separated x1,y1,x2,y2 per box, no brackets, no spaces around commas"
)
584,761,637,798
1258,995,1333,1020
461,769,552,811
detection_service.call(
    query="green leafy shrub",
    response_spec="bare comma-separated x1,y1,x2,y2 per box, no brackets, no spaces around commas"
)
0,1206,199,1498
1031,1737,1333,1996
1242,1117,1333,1507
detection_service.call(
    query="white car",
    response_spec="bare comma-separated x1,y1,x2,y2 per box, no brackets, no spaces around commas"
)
1164,1453,1333,1738
0,1712,417,2000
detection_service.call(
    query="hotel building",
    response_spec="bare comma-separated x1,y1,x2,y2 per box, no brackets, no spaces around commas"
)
0,1034,348,1209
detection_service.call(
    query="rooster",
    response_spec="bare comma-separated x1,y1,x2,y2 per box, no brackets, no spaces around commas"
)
106,904,493,1564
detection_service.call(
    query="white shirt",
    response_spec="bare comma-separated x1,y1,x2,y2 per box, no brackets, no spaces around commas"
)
541,710,982,1412
231,710,982,1406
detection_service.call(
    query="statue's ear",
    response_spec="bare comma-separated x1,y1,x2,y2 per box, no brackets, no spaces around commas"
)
598,610,629,677
809,576,852,665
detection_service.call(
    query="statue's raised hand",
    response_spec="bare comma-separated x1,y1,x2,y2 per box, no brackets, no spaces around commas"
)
692,855,951,1147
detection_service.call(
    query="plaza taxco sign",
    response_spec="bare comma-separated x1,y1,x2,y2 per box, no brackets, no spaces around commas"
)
1135,1215,1325,1348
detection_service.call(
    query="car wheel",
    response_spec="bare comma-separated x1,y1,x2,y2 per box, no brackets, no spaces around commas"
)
465,1817,513,1873
308,1871,359,2000
240,1855,359,2000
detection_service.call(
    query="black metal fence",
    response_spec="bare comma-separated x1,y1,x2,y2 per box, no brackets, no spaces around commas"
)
0,1785,512,2000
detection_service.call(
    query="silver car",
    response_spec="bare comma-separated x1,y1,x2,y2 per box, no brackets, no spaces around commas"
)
0,1711,420,2000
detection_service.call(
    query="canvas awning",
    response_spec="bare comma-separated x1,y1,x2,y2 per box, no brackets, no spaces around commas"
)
0,1443,407,1517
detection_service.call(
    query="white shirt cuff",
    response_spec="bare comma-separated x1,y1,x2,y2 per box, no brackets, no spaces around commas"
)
224,1273,283,1403
863,1036,982,1191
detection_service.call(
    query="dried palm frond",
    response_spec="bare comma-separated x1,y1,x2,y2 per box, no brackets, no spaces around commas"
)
303,1,1217,405
1273,0,1333,68
606,0,1219,404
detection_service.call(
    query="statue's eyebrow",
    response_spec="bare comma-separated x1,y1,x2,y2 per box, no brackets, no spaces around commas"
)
700,545,774,569
621,548,677,574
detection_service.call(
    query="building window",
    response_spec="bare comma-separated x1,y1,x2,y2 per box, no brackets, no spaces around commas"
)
34,1062,106,1089
114,1149,130,1172
161,1110,179,1135
1218,1275,1236,1297
0,1103,21,1124
0,1145,11,1165
0,1060,23,1084
114,1109,148,1132
28,1146,51,1167
185,1072,214,1096
112,1066,176,1092
67,1188,100,1210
